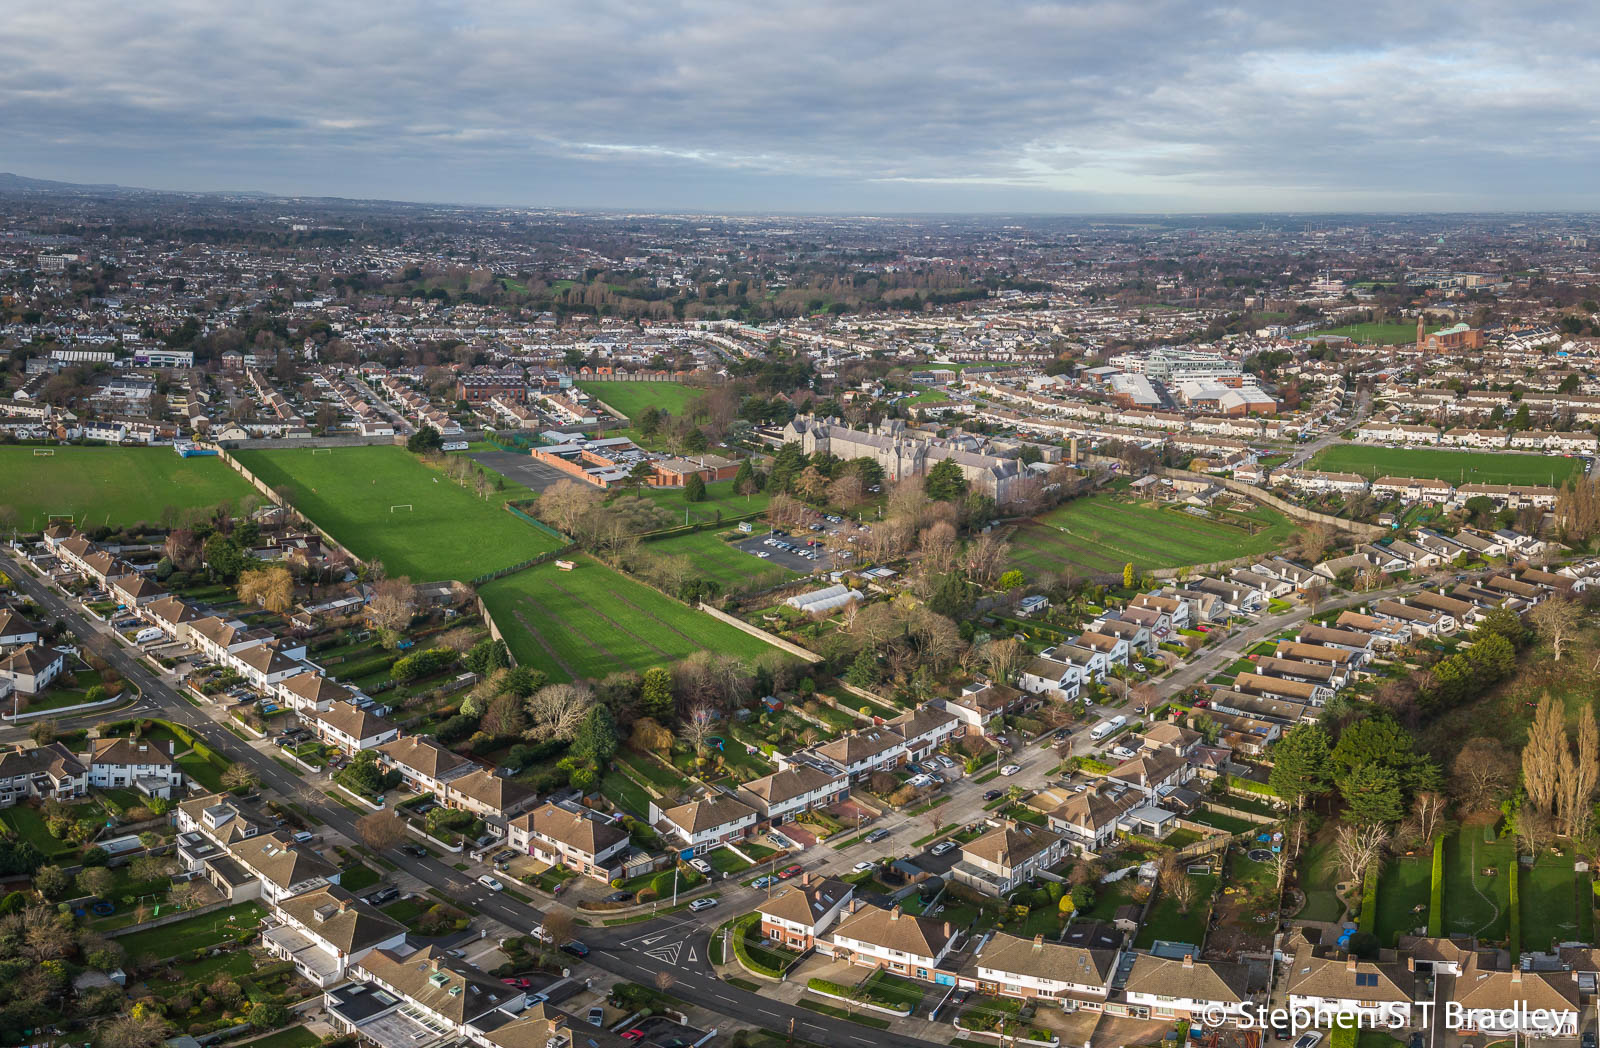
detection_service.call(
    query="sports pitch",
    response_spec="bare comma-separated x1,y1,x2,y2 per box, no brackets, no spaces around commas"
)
1309,445,1582,486
1008,495,1297,577
478,554,787,682
576,380,701,420
231,446,565,580
0,446,258,532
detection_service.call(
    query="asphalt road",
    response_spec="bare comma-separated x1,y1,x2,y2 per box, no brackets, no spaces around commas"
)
0,550,951,1048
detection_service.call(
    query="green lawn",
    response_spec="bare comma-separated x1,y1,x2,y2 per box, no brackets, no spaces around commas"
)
599,769,654,818
0,805,77,859
340,861,381,893
0,445,258,532
1442,832,1514,940
232,445,564,581
1134,871,1218,949
478,554,788,682
1520,858,1587,953
233,1028,321,1048
1010,495,1297,578
116,902,266,960
1308,445,1582,487
1374,854,1432,946
576,380,704,420
633,478,773,525
178,751,226,792
643,528,796,591
1296,321,1437,345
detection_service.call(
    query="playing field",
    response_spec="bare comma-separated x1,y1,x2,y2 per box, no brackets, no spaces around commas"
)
1309,445,1582,486
1007,495,1297,578
231,446,565,581
644,528,797,591
0,446,258,532
478,554,787,682
576,380,702,420
1297,322,1436,345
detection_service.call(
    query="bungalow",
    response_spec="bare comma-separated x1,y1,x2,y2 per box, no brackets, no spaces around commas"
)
0,644,66,695
1204,709,1283,755
651,793,758,855
1371,599,1452,636
1208,689,1316,728
507,802,630,881
972,932,1117,1007
1140,722,1201,757
85,737,183,798
1408,590,1483,627
757,873,855,950
1297,624,1377,657
375,735,474,796
262,884,408,988
308,704,400,753
951,821,1066,896
1251,655,1345,691
1232,671,1328,706
1123,953,1252,1023
1372,476,1454,503
1333,611,1410,648
826,902,960,980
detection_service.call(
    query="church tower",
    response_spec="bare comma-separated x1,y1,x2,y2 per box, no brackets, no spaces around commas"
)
1416,315,1425,352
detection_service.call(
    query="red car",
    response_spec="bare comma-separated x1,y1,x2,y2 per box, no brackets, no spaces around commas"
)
778,864,804,880
501,977,531,989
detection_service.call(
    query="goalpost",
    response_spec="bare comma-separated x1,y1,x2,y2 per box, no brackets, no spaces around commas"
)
310,448,333,455
32,448,54,456
390,505,413,513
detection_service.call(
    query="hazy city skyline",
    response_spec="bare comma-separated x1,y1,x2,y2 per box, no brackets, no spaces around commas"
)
7,0,1599,213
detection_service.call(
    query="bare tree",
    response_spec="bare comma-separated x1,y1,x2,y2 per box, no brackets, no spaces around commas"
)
540,909,576,946
1530,597,1581,662
654,969,677,994
220,765,259,791
1303,581,1327,612
1159,859,1198,914
1570,706,1600,840
97,1012,171,1048
678,704,718,756
1523,694,1567,817
358,811,408,852
1408,791,1449,846
537,480,603,536
367,577,417,635
1297,523,1332,563
237,565,294,612
1451,737,1516,812
963,531,1012,588
524,683,592,742
1334,821,1390,887
980,637,1026,686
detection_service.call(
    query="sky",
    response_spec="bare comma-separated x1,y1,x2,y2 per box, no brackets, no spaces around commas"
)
5,0,1599,213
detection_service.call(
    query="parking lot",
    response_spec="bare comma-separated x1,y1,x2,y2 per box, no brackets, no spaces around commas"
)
732,533,839,573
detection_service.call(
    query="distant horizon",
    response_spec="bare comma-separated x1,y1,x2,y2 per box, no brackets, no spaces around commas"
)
8,169,1600,222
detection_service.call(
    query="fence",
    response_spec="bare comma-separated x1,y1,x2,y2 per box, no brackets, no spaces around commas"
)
504,501,570,543
694,602,823,663
218,449,366,569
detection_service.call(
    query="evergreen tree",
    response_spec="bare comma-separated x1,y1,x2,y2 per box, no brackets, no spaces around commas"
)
639,666,676,722
571,705,618,768
924,459,968,501
845,648,879,688
685,473,708,502
1268,723,1332,811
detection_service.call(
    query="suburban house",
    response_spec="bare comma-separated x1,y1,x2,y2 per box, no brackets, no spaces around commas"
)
309,704,400,753
972,932,1117,1006
756,874,855,951
223,832,342,905
0,743,88,808
0,644,65,696
330,946,529,1045
737,763,849,826
1285,950,1417,1026
441,768,538,822
143,595,203,643
1048,785,1142,853
1450,960,1580,1037
1018,655,1084,702
84,737,184,798
110,572,167,608
261,884,408,988
650,794,758,855
507,802,630,881
1106,748,1193,797
951,821,1066,896
826,902,961,980
1122,953,1252,1022
278,672,355,715
375,735,475,796
0,609,40,648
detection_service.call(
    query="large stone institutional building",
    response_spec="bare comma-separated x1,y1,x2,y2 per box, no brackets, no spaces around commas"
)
781,416,1027,504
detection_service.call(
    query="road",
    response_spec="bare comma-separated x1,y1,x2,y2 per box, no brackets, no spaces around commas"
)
0,550,952,1048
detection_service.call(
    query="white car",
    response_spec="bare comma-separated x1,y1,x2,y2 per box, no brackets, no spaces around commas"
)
852,861,875,872
689,858,713,876
930,841,958,856
756,551,770,558
936,755,955,769
1000,764,1021,776
688,896,719,912
477,875,505,892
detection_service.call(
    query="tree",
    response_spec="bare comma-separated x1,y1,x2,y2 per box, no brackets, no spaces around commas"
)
97,1012,171,1048
538,480,604,536
1303,581,1327,612
980,637,1026,686
28,719,57,747
733,457,758,496
1158,859,1197,914
629,717,673,755
1331,716,1413,778
1268,723,1332,812
237,565,294,613
367,577,417,638
1530,597,1581,661
684,473,707,503
221,765,259,792
248,1000,288,1029
407,425,444,453
924,459,968,501
34,864,72,899
571,704,618,767
845,648,879,689
1451,737,1516,812
1334,821,1390,886
1567,705,1600,840
525,683,591,741
1121,562,1135,589
638,666,675,722
76,866,115,899
998,569,1025,591
1523,694,1566,818
540,909,577,947
1341,762,1405,825
678,704,717,756
1297,523,1332,563
357,811,408,852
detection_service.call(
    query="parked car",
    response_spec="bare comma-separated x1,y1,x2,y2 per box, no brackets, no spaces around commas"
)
688,897,719,912
560,941,589,957
753,876,774,889
930,841,957,856
778,864,804,879
1292,1034,1323,1048
1000,764,1021,776
983,789,1003,801
936,755,955,769
604,891,633,904
865,828,891,844
688,858,713,876
588,1006,605,1027
852,861,874,872
501,977,531,989
477,874,505,892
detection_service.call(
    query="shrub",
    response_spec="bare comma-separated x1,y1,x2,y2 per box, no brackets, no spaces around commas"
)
1508,861,1521,962
1357,863,1379,935
731,913,787,978
1427,836,1445,937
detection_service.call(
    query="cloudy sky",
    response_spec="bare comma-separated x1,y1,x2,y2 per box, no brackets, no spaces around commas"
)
5,0,1597,212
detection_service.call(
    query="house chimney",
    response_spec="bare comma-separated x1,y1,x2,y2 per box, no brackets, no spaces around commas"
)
1407,957,1415,972
890,906,901,920
1511,968,1522,984
1346,955,1358,972
801,872,811,887
1032,934,1044,951
944,921,952,938
1183,954,1194,969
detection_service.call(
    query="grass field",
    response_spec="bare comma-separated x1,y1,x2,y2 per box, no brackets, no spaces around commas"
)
1442,831,1514,940
1008,495,1297,577
115,901,266,959
0,446,258,532
233,446,564,580
478,554,788,682
1374,854,1431,945
1297,322,1437,345
633,478,771,525
1520,857,1590,952
577,380,702,420
1309,445,1582,487
644,529,797,591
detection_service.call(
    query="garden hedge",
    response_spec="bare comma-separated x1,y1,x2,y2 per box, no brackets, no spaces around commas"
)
1508,861,1521,962
1427,836,1445,937
731,913,786,978
1357,863,1379,934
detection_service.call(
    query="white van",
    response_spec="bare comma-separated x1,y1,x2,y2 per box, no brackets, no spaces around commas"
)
134,626,165,645
1089,715,1128,741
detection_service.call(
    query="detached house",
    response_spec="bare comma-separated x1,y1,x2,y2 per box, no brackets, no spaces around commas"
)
85,737,183,799
0,743,87,807
757,873,855,951
262,884,407,988
651,793,757,855
952,821,1066,896
0,644,65,695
